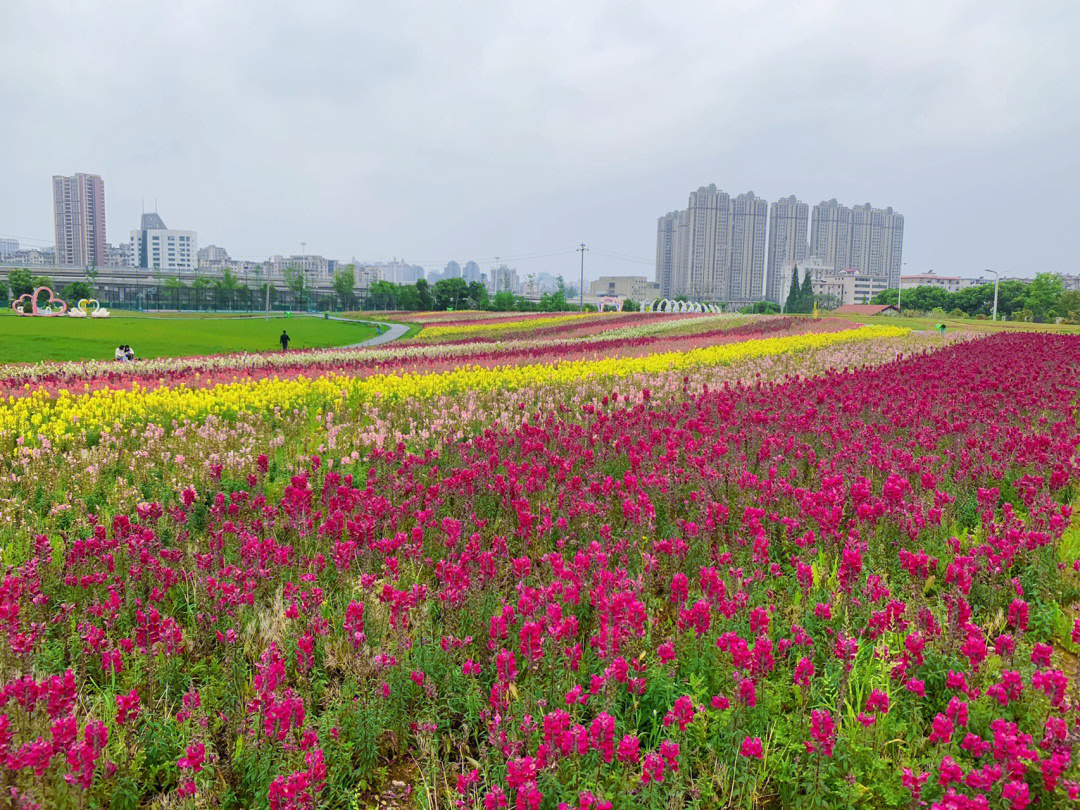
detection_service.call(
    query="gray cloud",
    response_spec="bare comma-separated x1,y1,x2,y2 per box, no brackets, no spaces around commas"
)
2,0,1077,278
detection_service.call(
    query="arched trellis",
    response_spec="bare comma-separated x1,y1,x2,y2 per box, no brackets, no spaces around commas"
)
643,298,722,313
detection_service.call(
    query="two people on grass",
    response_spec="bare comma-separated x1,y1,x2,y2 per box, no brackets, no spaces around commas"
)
114,344,135,362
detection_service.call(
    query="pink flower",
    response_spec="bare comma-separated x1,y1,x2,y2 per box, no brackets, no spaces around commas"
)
740,736,764,759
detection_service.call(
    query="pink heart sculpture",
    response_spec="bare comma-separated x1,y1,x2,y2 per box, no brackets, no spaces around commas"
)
32,287,67,316
11,294,33,316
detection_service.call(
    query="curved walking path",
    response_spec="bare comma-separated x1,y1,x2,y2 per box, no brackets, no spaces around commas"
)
318,314,409,347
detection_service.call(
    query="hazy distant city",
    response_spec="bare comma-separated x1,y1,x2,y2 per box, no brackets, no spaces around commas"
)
3,172,1076,311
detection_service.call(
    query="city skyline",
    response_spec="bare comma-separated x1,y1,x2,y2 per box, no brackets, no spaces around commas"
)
2,2,1076,282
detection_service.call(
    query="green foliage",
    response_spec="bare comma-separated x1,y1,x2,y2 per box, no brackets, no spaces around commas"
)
332,266,356,310
785,267,802,313
739,301,780,314
873,275,1077,322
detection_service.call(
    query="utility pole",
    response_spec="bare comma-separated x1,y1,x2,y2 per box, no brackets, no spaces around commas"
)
897,261,906,311
578,243,587,311
264,265,271,320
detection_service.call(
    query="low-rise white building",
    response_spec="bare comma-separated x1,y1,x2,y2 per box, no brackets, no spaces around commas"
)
130,213,197,272
588,275,662,301
900,271,977,293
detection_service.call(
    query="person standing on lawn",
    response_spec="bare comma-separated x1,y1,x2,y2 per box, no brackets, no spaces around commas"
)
280,330,291,350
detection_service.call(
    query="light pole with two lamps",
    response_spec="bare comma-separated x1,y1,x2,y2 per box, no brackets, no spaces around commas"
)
985,269,1000,321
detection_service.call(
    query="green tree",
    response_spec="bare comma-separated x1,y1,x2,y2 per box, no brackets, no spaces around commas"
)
368,279,398,310
398,284,420,310
7,268,34,297
60,281,94,302
621,298,641,312
466,281,489,309
784,266,801,313
433,277,469,310
739,300,780,314
492,290,515,311
1025,272,1064,321
797,271,814,313
332,266,356,310
415,278,433,310
0,279,7,303
283,265,309,309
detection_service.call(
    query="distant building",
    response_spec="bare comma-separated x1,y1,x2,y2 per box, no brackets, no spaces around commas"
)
0,238,17,257
376,259,424,285
588,275,661,301
900,272,977,293
1060,273,1080,292
198,245,229,264
766,196,808,303
728,191,768,304
810,199,904,288
463,261,482,284
53,173,106,266
265,254,333,281
776,261,888,307
489,264,519,294
1,247,54,267
104,242,131,267
655,212,677,298
130,212,197,271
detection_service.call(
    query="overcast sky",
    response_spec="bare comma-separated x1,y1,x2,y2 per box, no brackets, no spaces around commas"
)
3,0,1078,281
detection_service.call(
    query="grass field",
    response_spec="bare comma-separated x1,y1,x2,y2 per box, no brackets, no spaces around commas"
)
828,311,1080,333
0,311,379,362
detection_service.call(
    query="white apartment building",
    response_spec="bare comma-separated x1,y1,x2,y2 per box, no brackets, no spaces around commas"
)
0,238,17,257
130,213,196,271
900,272,977,293
589,275,661,301
776,261,887,308
766,195,808,303
198,245,229,264
1060,274,1080,292
264,254,333,280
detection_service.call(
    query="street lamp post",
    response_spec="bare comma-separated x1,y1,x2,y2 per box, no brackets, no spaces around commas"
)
985,269,1000,321
897,261,906,311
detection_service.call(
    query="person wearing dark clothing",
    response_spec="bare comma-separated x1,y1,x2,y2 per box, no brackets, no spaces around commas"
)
280,331,290,350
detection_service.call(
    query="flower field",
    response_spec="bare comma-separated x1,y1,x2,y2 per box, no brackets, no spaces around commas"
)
1,314,1079,809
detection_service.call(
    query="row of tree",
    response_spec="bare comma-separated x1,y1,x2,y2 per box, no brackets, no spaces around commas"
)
871,272,1077,322
363,276,582,313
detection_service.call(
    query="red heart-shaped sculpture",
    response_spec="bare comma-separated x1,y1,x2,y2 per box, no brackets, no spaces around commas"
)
11,294,33,316
32,287,67,316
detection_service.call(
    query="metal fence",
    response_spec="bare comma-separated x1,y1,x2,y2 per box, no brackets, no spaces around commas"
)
62,286,362,313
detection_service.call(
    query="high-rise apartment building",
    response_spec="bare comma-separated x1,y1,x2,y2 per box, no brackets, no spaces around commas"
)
881,208,904,289
658,187,897,304
53,173,106,266
462,261,481,284
0,238,17,257
809,199,853,274
130,212,197,271
728,192,768,303
654,212,676,298
811,200,903,287
765,196,808,303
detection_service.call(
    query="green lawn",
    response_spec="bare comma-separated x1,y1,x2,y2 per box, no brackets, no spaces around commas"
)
0,312,378,362
827,312,1080,334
